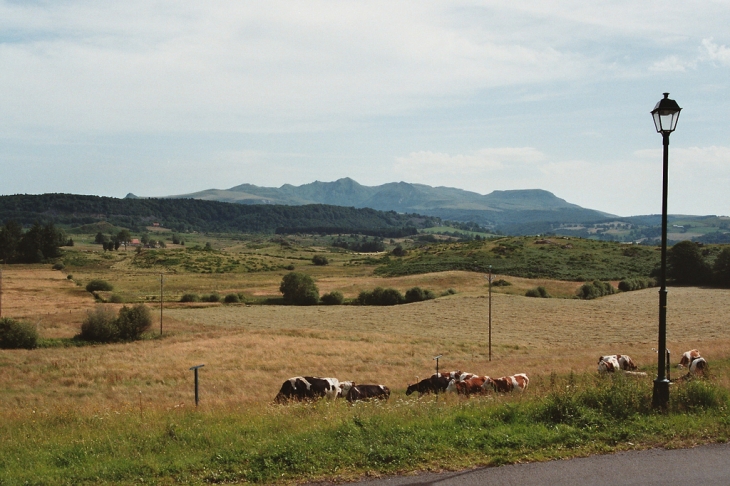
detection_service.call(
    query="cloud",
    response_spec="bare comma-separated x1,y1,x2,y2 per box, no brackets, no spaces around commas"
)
701,38,730,66
649,55,694,72
395,148,547,177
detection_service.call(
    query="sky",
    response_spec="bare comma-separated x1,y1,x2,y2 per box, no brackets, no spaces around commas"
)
1,1,729,217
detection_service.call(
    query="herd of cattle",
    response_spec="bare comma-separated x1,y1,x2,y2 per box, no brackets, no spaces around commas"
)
274,349,708,404
597,348,708,380
274,371,529,403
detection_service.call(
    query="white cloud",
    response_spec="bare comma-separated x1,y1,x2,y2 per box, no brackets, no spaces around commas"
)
395,148,546,179
650,55,694,72
701,38,730,66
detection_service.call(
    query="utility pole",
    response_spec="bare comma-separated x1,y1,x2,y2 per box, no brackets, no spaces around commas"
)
488,265,493,361
160,273,164,336
0,266,3,318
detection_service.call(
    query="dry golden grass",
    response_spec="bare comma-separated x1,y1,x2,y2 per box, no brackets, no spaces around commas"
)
2,265,730,415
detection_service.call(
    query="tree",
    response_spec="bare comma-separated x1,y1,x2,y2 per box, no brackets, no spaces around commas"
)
713,247,730,287
117,229,132,250
279,272,319,305
0,220,23,262
312,255,329,265
667,241,711,285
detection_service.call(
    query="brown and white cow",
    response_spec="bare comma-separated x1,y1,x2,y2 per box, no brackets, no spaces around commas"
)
448,376,488,396
274,376,341,403
598,354,637,372
678,349,701,368
688,357,708,377
346,384,391,402
597,355,621,373
483,374,529,393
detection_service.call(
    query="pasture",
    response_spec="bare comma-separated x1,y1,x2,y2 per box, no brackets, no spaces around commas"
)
2,253,730,484
2,264,730,411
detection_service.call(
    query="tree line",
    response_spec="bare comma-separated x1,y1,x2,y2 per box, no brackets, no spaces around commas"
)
0,221,68,263
0,194,439,234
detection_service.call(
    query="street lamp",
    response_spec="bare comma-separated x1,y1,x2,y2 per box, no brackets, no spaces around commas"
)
651,92,682,409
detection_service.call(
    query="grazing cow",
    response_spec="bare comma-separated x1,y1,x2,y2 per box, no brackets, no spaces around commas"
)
432,371,463,380
678,349,701,368
597,355,621,373
599,355,637,371
406,375,451,395
483,374,529,393
448,376,488,396
274,376,341,403
346,384,391,402
689,357,708,377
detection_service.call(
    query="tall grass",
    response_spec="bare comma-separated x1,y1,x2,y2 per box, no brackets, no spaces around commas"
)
2,374,728,485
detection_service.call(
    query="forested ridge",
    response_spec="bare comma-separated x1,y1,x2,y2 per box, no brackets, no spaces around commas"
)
0,194,439,234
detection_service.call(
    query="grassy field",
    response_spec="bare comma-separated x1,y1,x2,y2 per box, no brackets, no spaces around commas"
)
2,239,730,484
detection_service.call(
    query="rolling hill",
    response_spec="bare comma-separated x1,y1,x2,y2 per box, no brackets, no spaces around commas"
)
167,178,613,231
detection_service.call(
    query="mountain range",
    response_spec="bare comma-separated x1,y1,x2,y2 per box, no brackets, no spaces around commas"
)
167,178,613,232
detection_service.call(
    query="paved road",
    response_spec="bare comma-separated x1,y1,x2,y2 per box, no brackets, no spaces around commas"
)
332,442,730,486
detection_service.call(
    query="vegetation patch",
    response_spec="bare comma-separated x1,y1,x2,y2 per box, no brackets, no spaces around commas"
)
79,304,152,343
0,317,38,349
577,281,616,300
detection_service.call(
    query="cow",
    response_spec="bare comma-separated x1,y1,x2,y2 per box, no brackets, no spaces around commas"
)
346,384,391,402
483,374,529,393
274,376,341,403
689,357,708,377
678,349,701,368
432,370,463,380
597,355,621,373
447,376,488,396
599,354,637,371
339,381,354,397
406,375,451,396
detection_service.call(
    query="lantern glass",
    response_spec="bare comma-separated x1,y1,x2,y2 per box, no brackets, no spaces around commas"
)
651,93,681,134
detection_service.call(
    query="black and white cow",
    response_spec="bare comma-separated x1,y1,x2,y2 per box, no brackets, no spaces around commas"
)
274,376,341,403
346,384,391,402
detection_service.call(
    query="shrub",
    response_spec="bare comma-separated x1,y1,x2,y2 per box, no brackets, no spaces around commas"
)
618,277,656,292
358,287,404,306
280,272,320,305
180,293,200,303
116,304,152,340
109,294,124,303
52,262,65,271
224,293,241,304
320,291,344,305
0,318,38,349
405,287,426,303
312,255,329,266
492,279,511,287
285,264,295,271
80,307,119,343
577,280,615,300
391,245,407,257
67,274,73,280
86,279,113,292
525,286,550,298
205,293,221,303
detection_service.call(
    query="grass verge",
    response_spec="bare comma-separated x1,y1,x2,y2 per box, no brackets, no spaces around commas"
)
1,373,728,485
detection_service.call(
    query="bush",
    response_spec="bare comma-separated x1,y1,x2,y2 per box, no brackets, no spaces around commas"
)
358,287,404,306
404,287,436,303
52,262,65,271
109,294,124,303
180,293,200,303
618,277,656,292
320,291,344,305
525,286,550,298
312,255,329,266
67,274,73,280
577,280,615,300
280,272,319,305
285,264,295,271
86,279,113,292
224,293,241,303
0,318,38,349
116,304,152,340
80,307,119,343
205,293,221,303
391,245,407,257
492,279,511,287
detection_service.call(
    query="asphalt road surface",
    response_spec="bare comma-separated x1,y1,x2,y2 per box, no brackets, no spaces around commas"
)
333,442,730,486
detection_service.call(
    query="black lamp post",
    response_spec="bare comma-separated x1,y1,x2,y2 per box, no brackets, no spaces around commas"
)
650,92,682,409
